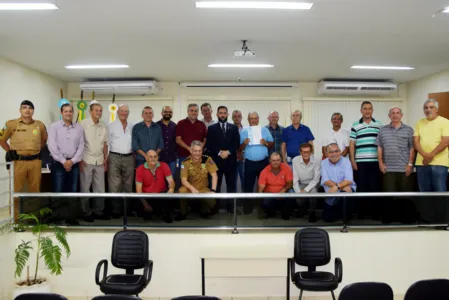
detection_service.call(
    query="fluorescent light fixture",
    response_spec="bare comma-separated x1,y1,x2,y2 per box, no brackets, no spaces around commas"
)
443,7,449,13
65,64,130,69
208,64,274,68
196,1,313,10
351,65,414,70
0,3,59,10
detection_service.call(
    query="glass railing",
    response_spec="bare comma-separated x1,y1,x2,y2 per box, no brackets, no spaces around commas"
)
14,192,449,232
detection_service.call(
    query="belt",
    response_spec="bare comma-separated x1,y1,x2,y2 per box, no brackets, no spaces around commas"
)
15,153,41,161
110,151,133,157
246,158,268,163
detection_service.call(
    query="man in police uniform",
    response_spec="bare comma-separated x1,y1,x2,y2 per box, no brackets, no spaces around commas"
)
176,140,218,221
0,100,47,221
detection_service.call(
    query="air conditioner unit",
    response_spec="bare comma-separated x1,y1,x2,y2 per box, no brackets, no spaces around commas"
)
80,80,158,95
181,82,298,88
318,80,397,95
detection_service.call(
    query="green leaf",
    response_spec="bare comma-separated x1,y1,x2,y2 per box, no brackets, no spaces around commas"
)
39,208,52,218
19,213,39,225
52,226,71,257
14,240,32,278
40,237,62,276
0,222,15,234
32,224,49,235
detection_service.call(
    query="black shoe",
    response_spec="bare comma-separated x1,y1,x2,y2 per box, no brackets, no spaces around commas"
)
64,218,80,226
174,213,186,221
93,213,111,220
309,211,317,223
83,215,95,223
163,214,173,223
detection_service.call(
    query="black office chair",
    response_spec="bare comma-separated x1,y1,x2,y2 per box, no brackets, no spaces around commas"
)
288,228,342,300
15,294,68,300
404,279,449,300
95,230,153,296
92,296,142,300
338,282,393,300
172,297,221,300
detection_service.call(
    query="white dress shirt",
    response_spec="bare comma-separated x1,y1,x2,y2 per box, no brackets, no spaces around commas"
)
323,128,350,152
292,155,321,193
202,118,217,127
108,120,134,154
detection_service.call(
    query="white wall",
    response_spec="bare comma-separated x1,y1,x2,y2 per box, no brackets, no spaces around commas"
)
0,57,67,144
12,229,446,299
0,232,14,299
407,70,449,125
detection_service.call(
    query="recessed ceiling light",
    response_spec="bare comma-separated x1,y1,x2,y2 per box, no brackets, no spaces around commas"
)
65,64,130,69
351,65,414,70
196,1,313,10
0,3,59,10
208,64,274,68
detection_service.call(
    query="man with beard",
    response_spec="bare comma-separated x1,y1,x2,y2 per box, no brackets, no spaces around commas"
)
206,105,240,211
157,106,177,180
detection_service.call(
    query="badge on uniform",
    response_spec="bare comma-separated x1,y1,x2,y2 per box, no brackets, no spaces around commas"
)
0,125,5,137
181,165,185,169
32,128,38,135
209,159,214,164
201,164,206,169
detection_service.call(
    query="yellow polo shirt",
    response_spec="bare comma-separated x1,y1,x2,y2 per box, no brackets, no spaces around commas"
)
414,116,449,167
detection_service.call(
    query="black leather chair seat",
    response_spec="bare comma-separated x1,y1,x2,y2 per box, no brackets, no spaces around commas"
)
100,275,145,294
294,271,338,291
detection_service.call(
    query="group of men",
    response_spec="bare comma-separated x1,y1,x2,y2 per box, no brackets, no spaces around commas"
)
1,98,448,224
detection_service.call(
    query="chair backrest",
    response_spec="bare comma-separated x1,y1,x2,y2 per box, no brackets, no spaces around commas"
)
91,296,142,300
15,293,68,300
294,228,331,267
172,296,221,300
338,282,393,300
111,230,149,270
405,279,449,300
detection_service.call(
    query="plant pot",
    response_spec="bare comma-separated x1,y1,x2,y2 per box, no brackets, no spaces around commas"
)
12,279,50,299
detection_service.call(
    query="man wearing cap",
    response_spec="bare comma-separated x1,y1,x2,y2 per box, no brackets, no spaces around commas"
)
79,100,109,222
0,100,47,221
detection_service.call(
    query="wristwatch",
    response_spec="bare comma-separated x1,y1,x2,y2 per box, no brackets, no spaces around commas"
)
408,162,413,167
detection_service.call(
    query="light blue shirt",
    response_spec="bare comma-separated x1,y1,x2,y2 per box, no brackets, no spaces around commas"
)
240,126,274,161
320,157,356,205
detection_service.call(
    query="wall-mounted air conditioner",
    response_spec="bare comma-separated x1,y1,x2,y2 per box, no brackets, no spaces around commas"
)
318,80,397,95
181,82,298,88
80,80,159,95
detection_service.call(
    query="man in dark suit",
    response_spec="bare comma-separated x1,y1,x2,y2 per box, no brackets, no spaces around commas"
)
206,105,240,211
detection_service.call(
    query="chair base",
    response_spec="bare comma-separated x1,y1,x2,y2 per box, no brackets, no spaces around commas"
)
298,290,335,300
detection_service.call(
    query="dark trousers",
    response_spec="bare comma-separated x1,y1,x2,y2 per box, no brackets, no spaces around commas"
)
355,161,381,218
214,160,237,211
382,172,415,223
244,158,269,213
50,162,79,218
142,197,174,217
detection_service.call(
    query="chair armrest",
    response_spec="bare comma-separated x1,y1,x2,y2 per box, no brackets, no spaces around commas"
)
288,258,296,282
334,257,343,283
143,260,154,285
95,259,108,285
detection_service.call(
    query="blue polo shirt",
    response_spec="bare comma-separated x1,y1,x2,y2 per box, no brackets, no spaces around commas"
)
282,124,315,158
240,126,274,161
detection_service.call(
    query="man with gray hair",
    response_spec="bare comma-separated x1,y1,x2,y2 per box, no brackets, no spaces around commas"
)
266,111,284,158
414,99,449,192
281,110,314,165
376,106,414,223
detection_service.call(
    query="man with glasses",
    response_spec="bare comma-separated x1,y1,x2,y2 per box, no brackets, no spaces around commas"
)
108,104,134,218
136,149,175,223
321,143,356,222
47,103,83,225
157,106,177,181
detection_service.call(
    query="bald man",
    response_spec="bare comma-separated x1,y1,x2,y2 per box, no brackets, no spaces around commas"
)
108,104,135,218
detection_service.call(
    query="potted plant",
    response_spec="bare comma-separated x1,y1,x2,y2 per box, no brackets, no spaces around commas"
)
0,208,71,297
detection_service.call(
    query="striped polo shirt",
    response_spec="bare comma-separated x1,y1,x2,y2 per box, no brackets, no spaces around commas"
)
375,123,414,172
350,118,382,162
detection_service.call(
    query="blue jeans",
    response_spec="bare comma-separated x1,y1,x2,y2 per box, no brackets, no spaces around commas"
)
416,166,448,192
51,162,79,217
167,160,177,179
235,160,245,192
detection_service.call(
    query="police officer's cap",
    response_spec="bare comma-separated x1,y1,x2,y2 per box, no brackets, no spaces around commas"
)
20,100,34,110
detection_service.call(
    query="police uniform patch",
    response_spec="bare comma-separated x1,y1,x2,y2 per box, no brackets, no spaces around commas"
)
32,129,38,135
209,159,214,164
181,164,185,169
201,164,206,169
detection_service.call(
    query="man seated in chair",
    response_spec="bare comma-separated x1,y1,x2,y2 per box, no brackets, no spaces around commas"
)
136,149,175,223
175,140,218,221
258,152,294,220
321,143,357,222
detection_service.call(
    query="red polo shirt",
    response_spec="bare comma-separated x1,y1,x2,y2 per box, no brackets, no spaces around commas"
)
176,118,207,157
258,163,293,193
136,162,172,193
